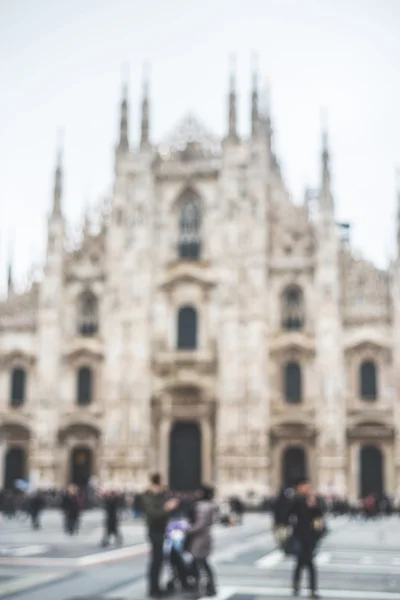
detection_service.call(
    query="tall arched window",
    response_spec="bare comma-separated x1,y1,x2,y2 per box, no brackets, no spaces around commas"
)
284,362,302,404
77,292,99,337
10,368,26,408
281,286,304,331
177,306,198,350
359,360,377,401
77,367,93,406
178,197,201,260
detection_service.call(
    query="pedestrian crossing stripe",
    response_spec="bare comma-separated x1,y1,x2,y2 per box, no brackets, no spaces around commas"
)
255,550,332,569
202,586,400,599
197,588,236,600
255,549,400,572
213,532,272,562
0,545,50,557
0,571,68,599
255,549,284,567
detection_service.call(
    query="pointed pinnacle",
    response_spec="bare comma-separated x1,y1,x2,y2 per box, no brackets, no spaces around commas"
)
56,129,64,168
121,62,129,98
251,52,259,88
321,107,329,151
142,61,150,97
229,54,236,91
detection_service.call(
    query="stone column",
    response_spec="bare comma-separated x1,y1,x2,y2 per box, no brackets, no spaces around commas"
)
0,435,7,488
271,441,280,493
348,443,358,502
61,440,72,486
159,419,171,482
200,419,212,483
383,442,394,495
308,442,317,489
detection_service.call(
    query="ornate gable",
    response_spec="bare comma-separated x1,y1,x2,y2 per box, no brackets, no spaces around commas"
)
270,196,315,259
158,113,221,161
65,230,106,283
0,284,39,331
341,251,390,323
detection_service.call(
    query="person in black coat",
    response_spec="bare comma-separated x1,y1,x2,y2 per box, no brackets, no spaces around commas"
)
273,487,293,527
29,491,46,530
61,485,81,535
288,478,323,599
142,473,179,598
101,490,123,547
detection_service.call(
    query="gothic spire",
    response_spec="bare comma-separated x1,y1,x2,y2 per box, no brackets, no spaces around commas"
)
118,64,129,152
7,237,13,297
320,110,334,211
140,62,150,148
227,55,238,140
251,52,259,137
260,77,273,150
53,132,63,216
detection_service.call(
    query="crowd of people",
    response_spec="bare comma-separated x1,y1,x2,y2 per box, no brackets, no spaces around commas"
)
0,478,396,599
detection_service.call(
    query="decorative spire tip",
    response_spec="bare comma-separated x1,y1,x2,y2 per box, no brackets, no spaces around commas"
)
142,60,150,95
56,129,64,167
121,62,129,97
229,54,236,90
251,51,259,87
320,107,329,150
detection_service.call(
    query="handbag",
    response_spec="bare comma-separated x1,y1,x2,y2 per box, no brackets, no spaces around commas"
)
282,533,302,556
274,525,290,547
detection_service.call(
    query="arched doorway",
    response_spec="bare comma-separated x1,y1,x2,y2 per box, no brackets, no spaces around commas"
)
70,447,93,487
282,446,307,488
4,447,27,490
169,422,202,492
360,445,384,498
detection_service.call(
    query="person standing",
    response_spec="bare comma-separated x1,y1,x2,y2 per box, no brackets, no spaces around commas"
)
133,491,143,519
273,486,293,548
142,473,179,598
61,484,81,535
101,490,123,547
288,478,323,598
29,490,46,530
187,484,217,598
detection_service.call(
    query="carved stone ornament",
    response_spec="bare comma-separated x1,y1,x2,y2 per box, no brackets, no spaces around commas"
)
158,113,221,161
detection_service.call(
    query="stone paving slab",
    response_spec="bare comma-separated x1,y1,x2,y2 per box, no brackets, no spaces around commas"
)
6,515,398,600
0,570,72,599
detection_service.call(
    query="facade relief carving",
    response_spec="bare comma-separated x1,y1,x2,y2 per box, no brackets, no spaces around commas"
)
0,88,398,499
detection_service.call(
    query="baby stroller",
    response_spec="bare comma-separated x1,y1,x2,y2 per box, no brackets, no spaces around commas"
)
164,518,197,593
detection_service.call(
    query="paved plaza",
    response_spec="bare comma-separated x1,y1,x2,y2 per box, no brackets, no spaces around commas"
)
1,511,400,599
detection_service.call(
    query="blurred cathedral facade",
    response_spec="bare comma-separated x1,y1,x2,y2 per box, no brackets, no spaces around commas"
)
0,66,398,501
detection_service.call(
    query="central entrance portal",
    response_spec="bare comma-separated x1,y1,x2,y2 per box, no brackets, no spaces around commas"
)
169,421,202,492
360,445,384,498
282,446,307,488
70,447,93,487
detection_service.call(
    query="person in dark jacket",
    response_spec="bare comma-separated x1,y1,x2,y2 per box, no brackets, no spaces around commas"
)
288,478,323,598
29,491,46,530
230,497,244,524
61,485,81,535
273,486,294,548
273,487,292,527
141,473,179,598
101,490,123,547
133,492,143,519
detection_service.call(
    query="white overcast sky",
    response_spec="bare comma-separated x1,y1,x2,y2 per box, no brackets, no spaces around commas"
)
0,0,399,295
